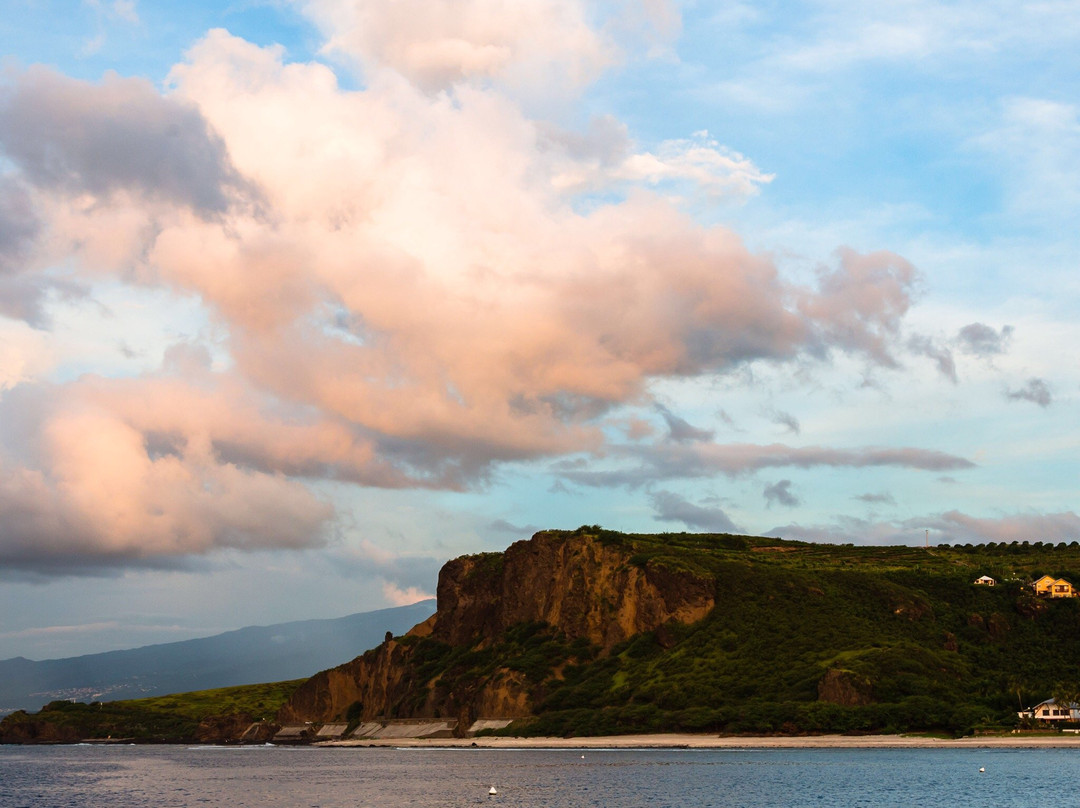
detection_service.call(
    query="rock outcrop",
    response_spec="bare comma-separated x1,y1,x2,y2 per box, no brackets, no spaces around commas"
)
278,531,715,728
818,668,873,707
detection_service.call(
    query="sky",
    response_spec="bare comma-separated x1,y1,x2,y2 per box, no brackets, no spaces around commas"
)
0,0,1077,660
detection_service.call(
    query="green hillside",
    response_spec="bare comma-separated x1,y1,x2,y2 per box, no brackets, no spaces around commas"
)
7,528,1080,742
0,680,302,743
506,530,1080,736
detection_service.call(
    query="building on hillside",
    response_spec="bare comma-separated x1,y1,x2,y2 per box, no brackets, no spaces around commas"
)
973,575,996,586
1019,698,1080,722
1033,575,1056,594
1033,575,1077,598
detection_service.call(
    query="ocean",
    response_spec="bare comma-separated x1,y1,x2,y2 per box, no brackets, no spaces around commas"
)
1,744,1076,808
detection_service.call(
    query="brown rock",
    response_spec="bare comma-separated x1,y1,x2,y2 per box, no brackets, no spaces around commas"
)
818,668,873,706
433,532,714,649
279,531,716,725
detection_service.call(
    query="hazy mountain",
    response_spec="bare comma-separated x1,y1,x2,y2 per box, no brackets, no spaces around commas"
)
0,600,435,714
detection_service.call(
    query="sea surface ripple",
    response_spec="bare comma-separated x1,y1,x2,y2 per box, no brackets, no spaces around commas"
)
0,744,1075,807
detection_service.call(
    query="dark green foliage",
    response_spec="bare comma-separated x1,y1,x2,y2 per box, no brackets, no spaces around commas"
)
403,621,600,716
488,531,1080,737
15,530,1080,742
0,680,303,743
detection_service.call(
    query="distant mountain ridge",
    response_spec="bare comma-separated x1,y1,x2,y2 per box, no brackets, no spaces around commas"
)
0,600,436,714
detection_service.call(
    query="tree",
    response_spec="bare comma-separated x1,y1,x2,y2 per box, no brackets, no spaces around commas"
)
1052,682,1080,720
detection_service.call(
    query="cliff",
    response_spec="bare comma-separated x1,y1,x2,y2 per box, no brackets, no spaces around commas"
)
278,530,715,727
11,530,1080,742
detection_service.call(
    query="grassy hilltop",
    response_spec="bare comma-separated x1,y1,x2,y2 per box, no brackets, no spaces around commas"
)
6,528,1080,742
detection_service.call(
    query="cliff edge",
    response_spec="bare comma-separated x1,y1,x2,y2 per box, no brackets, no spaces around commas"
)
277,530,715,728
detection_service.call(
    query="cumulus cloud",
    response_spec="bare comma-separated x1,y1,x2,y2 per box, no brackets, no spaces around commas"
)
382,581,436,606
0,66,255,215
763,479,799,508
1006,377,1052,408
649,490,741,533
799,247,918,367
297,0,616,95
955,322,1013,357
0,178,48,325
618,132,774,198
545,125,773,199
0,20,940,573
0,365,365,573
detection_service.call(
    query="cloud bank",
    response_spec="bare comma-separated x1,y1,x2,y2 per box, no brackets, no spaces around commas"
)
771,510,1080,546
0,4,980,574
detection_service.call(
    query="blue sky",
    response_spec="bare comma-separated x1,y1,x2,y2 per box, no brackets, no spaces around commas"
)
0,0,1077,660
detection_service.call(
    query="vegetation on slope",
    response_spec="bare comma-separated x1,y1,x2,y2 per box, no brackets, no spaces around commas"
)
475,528,1080,737
9,528,1080,741
0,680,303,743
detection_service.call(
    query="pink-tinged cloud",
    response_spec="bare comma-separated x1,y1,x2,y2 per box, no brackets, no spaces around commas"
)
558,441,974,487
382,581,436,606
0,25,943,572
769,510,1080,546
298,0,616,94
0,375,337,571
799,247,917,367
928,510,1080,544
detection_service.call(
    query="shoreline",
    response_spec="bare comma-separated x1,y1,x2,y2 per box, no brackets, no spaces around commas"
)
321,732,1080,750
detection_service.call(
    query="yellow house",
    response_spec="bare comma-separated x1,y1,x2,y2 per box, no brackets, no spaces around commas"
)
1034,575,1056,595
1034,575,1076,598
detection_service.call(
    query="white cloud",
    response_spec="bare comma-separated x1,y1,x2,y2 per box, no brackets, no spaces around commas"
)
382,581,435,606
296,0,615,95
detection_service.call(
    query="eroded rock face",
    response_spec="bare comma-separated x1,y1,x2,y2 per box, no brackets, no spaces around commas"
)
818,668,873,706
434,532,715,649
279,532,715,725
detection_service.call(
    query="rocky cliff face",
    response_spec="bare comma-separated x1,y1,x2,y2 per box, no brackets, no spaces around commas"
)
434,531,715,648
279,531,715,727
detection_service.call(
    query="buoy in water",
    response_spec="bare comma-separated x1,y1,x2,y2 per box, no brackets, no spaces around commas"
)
489,786,498,795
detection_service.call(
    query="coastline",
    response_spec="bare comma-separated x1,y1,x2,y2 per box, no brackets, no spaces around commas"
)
322,732,1080,749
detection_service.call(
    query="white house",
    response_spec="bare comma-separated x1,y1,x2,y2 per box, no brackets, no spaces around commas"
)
1019,698,1080,722
973,575,996,586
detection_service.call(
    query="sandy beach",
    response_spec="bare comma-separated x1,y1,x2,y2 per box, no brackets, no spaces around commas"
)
324,733,1080,749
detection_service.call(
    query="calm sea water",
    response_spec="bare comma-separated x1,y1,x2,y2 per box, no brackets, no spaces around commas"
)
2,744,1078,808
